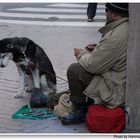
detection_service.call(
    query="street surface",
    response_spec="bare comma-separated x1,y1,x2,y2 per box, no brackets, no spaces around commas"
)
0,3,105,133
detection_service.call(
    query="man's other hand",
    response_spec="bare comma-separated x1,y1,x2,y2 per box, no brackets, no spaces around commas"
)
74,48,81,57
85,44,97,52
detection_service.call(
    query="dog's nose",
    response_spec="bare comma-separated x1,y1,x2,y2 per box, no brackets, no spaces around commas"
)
0,64,5,68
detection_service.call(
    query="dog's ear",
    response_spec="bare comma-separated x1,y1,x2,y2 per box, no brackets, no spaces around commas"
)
0,38,13,52
0,38,12,47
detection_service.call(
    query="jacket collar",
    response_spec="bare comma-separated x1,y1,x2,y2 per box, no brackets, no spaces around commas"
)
99,17,128,35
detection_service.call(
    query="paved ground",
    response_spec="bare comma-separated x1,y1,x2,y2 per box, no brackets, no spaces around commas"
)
0,23,101,134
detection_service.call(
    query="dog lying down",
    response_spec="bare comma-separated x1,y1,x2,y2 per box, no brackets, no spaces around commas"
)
0,37,56,102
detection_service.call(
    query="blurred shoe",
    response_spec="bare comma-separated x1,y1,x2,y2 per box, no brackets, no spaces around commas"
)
61,108,86,125
87,17,94,22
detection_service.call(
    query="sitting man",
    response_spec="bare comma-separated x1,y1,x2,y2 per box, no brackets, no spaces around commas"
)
54,3,129,125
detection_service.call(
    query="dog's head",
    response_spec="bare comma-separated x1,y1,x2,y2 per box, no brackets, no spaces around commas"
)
0,38,13,68
0,37,31,67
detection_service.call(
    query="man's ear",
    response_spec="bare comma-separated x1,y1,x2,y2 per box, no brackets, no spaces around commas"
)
111,11,120,18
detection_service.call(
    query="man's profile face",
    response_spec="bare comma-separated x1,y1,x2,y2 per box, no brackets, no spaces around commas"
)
106,9,115,24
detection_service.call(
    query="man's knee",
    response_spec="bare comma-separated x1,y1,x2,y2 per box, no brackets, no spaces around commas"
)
67,63,83,78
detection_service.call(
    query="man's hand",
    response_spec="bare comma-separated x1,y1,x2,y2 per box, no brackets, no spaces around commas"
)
85,43,97,52
74,48,81,57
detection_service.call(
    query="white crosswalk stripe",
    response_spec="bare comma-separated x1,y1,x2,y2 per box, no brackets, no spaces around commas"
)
0,12,105,20
0,3,106,27
48,3,105,8
9,7,105,14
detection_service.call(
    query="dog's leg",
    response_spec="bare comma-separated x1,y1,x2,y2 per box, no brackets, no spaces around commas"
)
40,75,56,96
31,68,40,88
25,75,34,92
40,75,49,96
15,66,25,98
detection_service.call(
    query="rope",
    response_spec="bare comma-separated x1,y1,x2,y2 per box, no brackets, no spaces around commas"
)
28,61,68,83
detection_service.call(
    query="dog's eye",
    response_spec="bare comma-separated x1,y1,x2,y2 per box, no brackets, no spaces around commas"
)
2,53,8,58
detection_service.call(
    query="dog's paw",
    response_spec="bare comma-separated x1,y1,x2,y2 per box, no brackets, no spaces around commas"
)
14,94,24,98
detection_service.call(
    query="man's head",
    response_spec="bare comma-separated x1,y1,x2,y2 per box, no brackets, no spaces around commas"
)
105,3,129,24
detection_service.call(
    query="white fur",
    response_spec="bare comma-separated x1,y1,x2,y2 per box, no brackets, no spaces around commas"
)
15,65,41,98
15,66,26,98
0,53,13,67
31,68,40,88
40,75,54,96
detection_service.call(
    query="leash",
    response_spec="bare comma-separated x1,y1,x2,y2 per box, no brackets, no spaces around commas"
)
34,62,68,83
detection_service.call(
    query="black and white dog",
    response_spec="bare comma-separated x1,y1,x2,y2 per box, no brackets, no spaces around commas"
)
0,37,56,98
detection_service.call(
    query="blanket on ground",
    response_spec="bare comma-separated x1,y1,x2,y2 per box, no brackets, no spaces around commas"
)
12,105,55,120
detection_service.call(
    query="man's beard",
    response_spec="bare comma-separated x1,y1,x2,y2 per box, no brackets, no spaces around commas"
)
106,17,113,24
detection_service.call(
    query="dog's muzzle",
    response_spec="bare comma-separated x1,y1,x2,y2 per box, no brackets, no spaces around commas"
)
0,64,5,68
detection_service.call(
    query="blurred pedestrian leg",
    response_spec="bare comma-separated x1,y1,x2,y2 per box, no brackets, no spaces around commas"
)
87,3,97,22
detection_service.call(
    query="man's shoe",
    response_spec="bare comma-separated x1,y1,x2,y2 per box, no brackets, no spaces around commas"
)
87,17,94,22
61,109,86,125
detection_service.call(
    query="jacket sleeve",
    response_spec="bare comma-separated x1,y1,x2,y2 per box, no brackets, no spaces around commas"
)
77,34,121,74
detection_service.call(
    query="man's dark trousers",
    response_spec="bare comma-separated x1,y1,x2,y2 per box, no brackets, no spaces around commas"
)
67,63,94,106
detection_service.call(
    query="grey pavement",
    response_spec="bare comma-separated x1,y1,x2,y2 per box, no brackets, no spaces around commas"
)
0,3,104,134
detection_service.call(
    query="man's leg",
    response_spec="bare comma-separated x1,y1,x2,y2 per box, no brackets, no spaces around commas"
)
57,63,94,125
54,63,94,125
67,63,94,106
